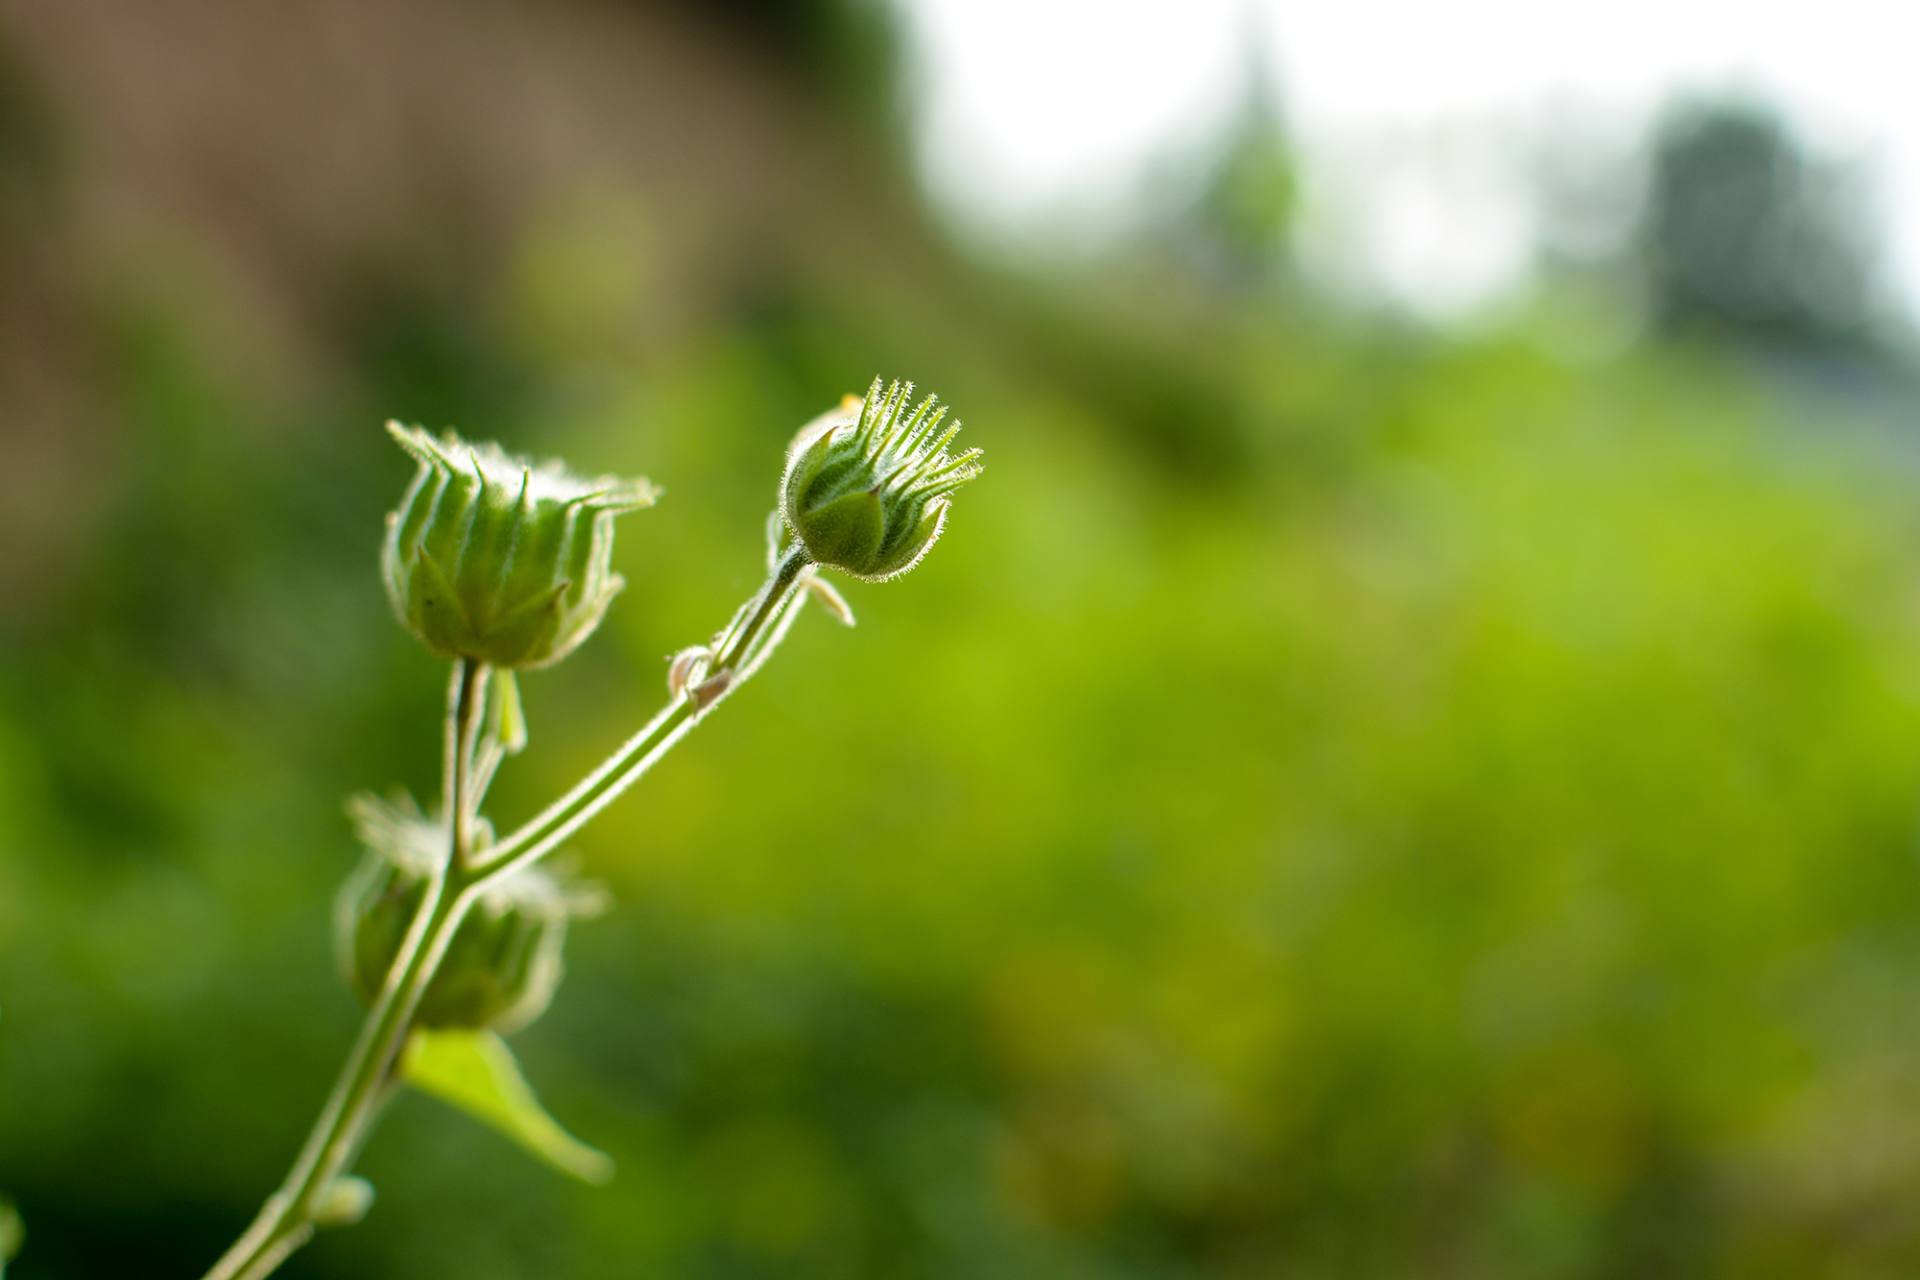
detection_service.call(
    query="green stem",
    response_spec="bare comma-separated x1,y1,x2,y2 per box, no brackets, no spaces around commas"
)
204,659,489,1280
472,548,812,885
205,548,815,1279
452,662,489,865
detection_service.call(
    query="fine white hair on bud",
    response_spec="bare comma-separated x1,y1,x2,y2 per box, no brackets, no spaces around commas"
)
778,377,983,582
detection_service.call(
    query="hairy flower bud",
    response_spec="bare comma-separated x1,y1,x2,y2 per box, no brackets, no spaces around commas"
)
382,423,658,669
779,378,982,581
336,795,605,1034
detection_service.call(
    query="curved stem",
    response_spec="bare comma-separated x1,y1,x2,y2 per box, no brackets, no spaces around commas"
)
472,548,812,885
204,660,488,1280
205,548,815,1280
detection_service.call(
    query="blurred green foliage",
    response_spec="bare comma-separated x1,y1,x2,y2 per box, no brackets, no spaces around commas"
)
5,6,1920,1280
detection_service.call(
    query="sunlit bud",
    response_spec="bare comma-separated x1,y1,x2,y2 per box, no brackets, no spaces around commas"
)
382,423,659,669
336,794,607,1034
778,378,982,581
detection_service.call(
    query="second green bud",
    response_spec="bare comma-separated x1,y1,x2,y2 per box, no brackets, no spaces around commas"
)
336,795,604,1034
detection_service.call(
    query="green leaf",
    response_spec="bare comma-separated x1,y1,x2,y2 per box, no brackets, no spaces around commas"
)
402,1029,612,1184
492,669,527,754
0,1196,23,1279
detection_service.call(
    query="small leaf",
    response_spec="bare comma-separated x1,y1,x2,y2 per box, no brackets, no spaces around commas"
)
402,1029,613,1184
492,669,527,755
0,1196,23,1278
803,573,856,627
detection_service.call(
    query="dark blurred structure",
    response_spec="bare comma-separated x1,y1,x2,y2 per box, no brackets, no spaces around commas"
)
1639,99,1883,353
1169,44,1299,298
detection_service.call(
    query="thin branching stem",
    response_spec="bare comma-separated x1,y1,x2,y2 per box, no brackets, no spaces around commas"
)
207,550,814,1280
204,659,489,1280
471,548,812,886
452,661,490,865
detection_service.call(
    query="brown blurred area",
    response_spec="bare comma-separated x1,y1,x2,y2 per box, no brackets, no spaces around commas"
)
0,0,912,604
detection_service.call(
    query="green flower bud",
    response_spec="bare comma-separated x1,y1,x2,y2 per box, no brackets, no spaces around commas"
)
779,378,983,582
336,794,605,1034
382,423,658,669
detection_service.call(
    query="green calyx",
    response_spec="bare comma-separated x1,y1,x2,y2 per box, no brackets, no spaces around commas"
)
382,423,658,669
779,378,982,582
336,794,606,1035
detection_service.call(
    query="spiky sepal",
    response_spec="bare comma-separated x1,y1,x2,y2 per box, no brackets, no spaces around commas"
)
382,423,659,669
778,378,983,582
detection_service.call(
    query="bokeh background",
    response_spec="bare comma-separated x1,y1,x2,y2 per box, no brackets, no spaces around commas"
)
6,2,1920,1276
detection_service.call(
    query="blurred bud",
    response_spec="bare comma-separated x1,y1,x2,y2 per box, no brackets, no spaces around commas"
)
0,1197,21,1271
313,1177,375,1228
382,423,659,669
779,378,982,581
336,794,607,1034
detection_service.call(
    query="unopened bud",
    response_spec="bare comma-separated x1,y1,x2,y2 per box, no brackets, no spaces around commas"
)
336,794,605,1034
778,378,982,582
382,423,658,669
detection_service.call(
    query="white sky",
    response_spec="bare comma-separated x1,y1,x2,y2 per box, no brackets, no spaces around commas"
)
900,0,1920,316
